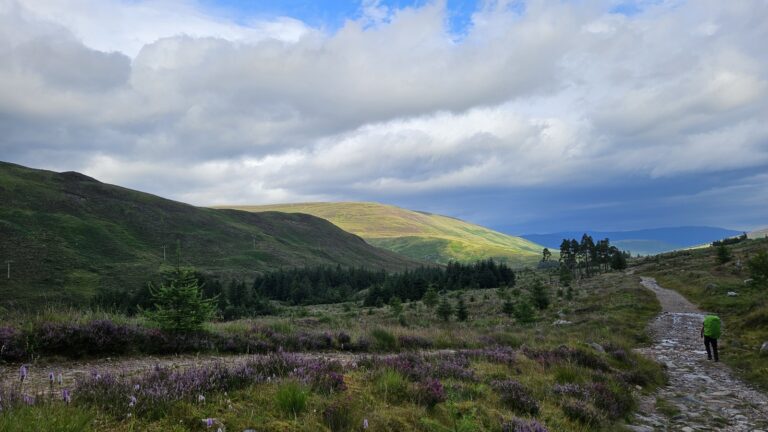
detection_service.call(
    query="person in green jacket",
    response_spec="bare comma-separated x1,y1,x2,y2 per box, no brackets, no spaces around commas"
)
701,314,721,362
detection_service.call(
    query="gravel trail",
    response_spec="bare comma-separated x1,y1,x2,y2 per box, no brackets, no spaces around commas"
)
630,276,768,431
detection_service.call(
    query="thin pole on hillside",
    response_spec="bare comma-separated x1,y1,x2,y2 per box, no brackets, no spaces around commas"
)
252,236,256,251
162,245,167,261
5,260,12,279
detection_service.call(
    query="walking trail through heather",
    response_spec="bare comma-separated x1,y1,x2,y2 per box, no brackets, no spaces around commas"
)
631,276,768,432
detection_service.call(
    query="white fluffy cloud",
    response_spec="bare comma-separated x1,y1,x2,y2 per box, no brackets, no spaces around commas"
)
1,0,767,227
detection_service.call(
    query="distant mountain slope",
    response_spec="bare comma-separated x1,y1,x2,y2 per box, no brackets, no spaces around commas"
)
522,227,743,256
225,202,545,265
748,227,768,239
0,162,418,306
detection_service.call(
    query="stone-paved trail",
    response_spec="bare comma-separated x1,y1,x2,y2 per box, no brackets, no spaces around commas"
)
630,276,768,432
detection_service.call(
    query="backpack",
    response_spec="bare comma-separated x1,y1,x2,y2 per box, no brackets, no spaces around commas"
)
704,315,721,339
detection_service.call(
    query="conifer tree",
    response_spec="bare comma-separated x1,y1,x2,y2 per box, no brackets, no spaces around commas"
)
144,269,217,332
436,297,453,321
530,280,550,310
422,285,439,309
456,297,469,321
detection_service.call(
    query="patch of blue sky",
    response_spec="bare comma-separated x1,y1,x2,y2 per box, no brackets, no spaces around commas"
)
199,0,507,38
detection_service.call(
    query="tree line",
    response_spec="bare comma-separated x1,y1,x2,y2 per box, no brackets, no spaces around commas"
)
549,234,629,283
96,259,515,319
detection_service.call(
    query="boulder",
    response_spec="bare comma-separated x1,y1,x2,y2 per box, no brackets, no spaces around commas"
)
761,342,768,355
588,342,606,353
727,291,739,297
552,319,572,326
744,278,754,285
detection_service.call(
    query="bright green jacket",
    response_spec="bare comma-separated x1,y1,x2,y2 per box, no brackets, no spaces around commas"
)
703,315,721,339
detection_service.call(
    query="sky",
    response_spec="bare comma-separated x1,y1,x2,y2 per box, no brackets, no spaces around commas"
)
0,0,767,234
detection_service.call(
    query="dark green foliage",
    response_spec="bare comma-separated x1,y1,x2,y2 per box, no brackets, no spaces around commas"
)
423,285,439,308
371,328,398,351
436,297,454,322
142,270,217,333
456,297,469,321
530,280,550,310
513,300,536,324
502,299,515,317
610,252,627,270
323,397,356,432
389,296,403,316
716,244,732,264
748,250,768,284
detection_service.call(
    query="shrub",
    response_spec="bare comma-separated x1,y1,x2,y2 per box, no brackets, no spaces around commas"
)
491,380,539,415
0,327,27,361
513,300,536,324
748,250,768,284
436,297,454,321
561,400,601,424
589,382,635,419
397,335,432,350
416,379,446,408
275,381,309,418
370,328,398,352
502,417,549,432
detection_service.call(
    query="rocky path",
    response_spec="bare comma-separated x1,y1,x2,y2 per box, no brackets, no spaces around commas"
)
630,276,768,431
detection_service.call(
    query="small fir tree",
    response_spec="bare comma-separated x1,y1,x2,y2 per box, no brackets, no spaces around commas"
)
389,296,403,316
716,244,733,264
456,297,469,321
513,299,536,324
436,297,454,322
143,270,217,332
502,298,515,316
422,285,439,309
530,280,550,310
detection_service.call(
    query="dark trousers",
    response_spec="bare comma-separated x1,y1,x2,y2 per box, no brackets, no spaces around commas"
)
704,336,719,361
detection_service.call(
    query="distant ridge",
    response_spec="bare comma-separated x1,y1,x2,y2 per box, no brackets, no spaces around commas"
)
0,162,419,306
521,226,743,256
749,227,768,239
223,202,546,266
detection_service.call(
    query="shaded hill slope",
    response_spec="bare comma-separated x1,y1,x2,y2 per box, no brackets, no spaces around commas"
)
0,162,418,306
224,202,545,265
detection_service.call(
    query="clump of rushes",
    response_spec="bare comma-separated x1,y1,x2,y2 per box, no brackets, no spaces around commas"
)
491,380,539,415
561,399,602,425
374,369,410,404
323,396,356,432
275,380,309,419
370,328,398,352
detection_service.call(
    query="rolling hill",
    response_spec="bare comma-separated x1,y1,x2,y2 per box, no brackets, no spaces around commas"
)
223,202,546,265
522,227,743,256
0,162,419,307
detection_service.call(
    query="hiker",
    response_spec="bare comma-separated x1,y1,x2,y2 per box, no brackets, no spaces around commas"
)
701,314,721,362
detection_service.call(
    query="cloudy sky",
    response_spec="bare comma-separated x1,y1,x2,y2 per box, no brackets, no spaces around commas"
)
1,0,767,234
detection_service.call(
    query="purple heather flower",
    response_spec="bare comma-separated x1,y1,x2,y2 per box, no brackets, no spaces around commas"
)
134,384,140,391
203,418,215,428
363,418,369,429
49,371,55,383
58,373,63,385
62,389,71,404
129,395,137,407
19,365,27,382
198,394,206,403
23,394,34,405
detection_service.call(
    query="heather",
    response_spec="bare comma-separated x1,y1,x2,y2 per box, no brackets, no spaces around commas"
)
0,271,666,431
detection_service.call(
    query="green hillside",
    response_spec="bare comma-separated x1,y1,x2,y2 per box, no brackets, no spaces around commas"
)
0,162,419,307
225,202,546,265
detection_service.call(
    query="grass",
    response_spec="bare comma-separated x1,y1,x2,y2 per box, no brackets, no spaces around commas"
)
223,202,547,265
0,268,666,431
0,162,418,308
633,236,768,390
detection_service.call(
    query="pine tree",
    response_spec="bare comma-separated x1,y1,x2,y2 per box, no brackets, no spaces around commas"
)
143,270,217,332
530,280,550,310
456,297,469,321
513,299,536,324
502,298,515,316
436,297,453,321
389,296,403,316
716,244,733,264
422,285,439,309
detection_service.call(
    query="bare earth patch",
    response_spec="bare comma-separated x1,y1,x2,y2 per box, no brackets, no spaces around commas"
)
631,276,768,431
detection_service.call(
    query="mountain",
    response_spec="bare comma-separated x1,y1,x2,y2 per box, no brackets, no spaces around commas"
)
223,202,545,265
748,227,768,239
521,226,743,256
0,162,419,306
